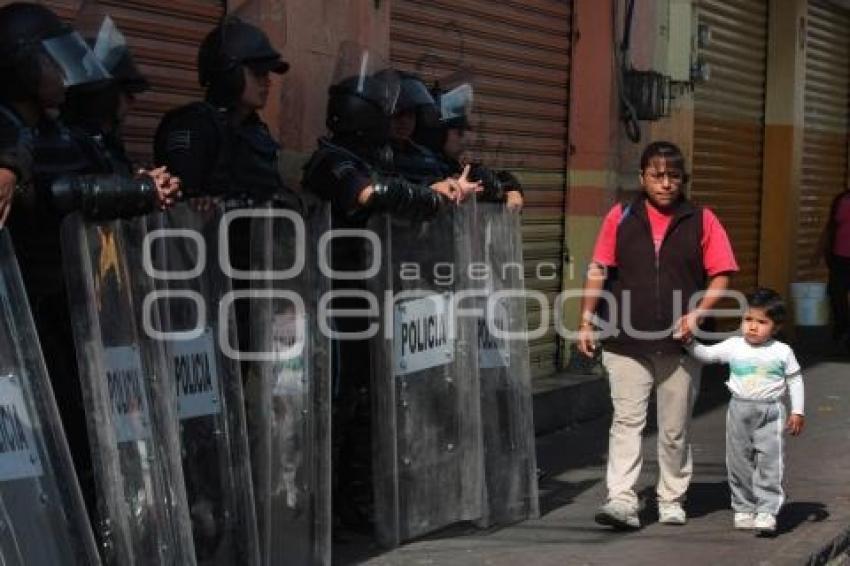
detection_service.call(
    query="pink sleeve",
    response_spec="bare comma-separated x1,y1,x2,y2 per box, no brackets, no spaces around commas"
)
702,209,739,276
591,205,623,267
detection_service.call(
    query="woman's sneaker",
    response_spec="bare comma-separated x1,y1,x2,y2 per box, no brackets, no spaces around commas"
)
658,501,687,525
753,512,776,533
733,512,757,529
594,500,640,530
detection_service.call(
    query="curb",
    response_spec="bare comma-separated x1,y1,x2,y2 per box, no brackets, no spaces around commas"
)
532,372,611,436
808,527,850,566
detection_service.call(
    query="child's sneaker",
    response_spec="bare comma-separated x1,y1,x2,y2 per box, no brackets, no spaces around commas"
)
753,512,776,533
733,512,756,529
658,501,687,525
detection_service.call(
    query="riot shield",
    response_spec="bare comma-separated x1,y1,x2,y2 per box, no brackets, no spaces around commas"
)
145,203,260,566
60,213,195,565
470,202,538,527
247,202,332,566
0,230,100,565
368,208,483,547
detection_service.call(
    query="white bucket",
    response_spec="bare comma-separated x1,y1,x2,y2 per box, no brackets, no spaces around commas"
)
790,282,829,326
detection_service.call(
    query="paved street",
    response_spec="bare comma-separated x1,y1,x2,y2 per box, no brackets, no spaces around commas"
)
339,356,850,565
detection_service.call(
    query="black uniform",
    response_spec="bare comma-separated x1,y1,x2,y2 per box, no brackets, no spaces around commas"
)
155,101,302,351
155,101,296,205
2,101,159,530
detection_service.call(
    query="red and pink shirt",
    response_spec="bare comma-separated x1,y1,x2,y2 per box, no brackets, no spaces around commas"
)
592,201,739,276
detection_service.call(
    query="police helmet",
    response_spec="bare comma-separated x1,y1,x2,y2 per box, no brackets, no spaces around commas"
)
198,18,288,108
326,76,391,144
0,2,70,101
396,74,436,113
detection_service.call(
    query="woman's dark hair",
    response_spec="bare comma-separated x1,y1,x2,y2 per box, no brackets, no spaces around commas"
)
747,287,787,325
640,141,690,184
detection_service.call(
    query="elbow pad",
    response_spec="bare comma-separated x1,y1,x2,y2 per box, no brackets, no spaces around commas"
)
370,175,444,221
52,174,158,220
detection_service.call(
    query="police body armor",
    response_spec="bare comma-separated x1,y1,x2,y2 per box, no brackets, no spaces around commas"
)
0,230,101,565
3,105,93,301
154,102,287,202
367,207,484,547
60,212,196,565
470,201,538,527
145,203,261,566
247,201,332,566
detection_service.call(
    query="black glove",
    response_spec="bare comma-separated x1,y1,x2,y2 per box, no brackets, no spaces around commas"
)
472,165,524,202
369,175,444,221
51,173,157,220
497,170,523,195
470,165,506,202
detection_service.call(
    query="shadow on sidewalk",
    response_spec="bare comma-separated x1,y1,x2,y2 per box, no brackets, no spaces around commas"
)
767,502,830,537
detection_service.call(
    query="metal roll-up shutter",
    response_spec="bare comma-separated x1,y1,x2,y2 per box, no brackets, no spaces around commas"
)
391,0,572,380
692,0,768,293
93,1,224,164
16,0,224,165
797,0,850,282
42,0,78,18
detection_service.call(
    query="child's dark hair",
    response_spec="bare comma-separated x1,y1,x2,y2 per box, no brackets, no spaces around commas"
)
640,141,690,184
747,287,787,325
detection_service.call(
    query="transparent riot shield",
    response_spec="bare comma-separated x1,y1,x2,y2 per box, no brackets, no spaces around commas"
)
247,202,331,566
470,202,538,527
145,203,260,566
368,209,483,547
60,213,195,565
0,230,100,565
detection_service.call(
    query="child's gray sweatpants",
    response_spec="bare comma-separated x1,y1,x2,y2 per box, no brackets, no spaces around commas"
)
726,397,786,515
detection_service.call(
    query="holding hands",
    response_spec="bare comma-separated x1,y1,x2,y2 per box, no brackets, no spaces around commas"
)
141,166,182,210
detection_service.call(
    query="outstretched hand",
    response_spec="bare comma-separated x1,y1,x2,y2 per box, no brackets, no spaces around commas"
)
431,165,483,203
455,164,483,203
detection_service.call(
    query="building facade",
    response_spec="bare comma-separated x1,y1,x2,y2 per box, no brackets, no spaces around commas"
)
14,0,850,384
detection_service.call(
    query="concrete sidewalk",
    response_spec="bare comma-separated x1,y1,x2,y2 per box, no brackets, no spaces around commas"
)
342,359,850,565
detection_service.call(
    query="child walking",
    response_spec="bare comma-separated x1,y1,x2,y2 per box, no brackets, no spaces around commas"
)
686,288,804,533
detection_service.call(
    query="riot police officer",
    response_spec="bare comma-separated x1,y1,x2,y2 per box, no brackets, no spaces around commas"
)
415,82,525,210
0,1,178,523
304,70,476,222
62,17,155,173
302,54,480,533
387,72,455,190
155,16,300,373
154,17,295,206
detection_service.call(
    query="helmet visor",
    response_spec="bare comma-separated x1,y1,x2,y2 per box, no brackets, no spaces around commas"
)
92,16,127,73
440,83,473,123
42,30,111,87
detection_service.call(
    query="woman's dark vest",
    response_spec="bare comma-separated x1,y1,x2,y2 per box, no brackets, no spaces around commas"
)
603,195,706,355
